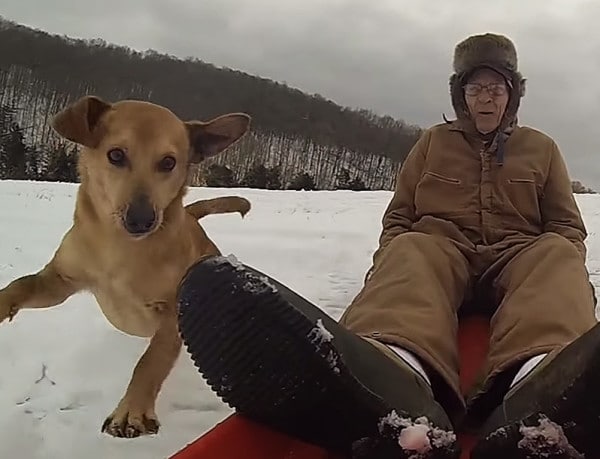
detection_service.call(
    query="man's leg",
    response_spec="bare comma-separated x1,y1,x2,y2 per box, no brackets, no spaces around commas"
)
175,232,469,459
340,231,473,421
470,233,599,458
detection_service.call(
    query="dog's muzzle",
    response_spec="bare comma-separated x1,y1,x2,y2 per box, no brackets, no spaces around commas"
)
123,195,157,236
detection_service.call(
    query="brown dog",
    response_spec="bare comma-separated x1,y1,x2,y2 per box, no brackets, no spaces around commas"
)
0,95,251,438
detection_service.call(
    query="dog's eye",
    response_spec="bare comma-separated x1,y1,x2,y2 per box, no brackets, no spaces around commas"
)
107,148,126,167
158,155,176,172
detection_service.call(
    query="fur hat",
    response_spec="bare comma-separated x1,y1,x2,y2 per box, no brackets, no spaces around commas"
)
449,33,526,129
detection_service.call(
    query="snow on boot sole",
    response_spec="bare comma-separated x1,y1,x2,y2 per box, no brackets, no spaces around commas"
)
176,255,459,459
472,321,600,459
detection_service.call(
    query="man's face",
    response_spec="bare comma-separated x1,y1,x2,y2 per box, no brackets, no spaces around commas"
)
464,68,509,134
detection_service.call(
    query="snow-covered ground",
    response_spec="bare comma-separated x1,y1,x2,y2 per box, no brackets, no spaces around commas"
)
1,179,600,459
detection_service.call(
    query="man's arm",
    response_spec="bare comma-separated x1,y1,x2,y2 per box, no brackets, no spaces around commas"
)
540,139,587,260
371,129,430,264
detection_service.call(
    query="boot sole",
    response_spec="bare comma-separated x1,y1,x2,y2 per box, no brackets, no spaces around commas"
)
472,322,600,458
176,255,459,458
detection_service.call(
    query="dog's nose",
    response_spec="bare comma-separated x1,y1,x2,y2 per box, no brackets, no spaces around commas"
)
124,196,157,235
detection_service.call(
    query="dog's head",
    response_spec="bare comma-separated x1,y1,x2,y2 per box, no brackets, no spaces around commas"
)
51,95,250,239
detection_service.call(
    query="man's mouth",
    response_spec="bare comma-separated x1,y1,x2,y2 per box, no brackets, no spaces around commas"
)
478,111,495,116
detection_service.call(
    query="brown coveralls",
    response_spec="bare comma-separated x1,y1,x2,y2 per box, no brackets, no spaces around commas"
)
339,120,598,422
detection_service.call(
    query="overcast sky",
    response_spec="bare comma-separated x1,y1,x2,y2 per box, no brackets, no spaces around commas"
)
3,0,600,186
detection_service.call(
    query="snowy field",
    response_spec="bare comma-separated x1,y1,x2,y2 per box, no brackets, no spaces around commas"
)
1,179,600,459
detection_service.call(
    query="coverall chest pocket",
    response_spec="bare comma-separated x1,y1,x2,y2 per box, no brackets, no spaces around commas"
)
414,171,472,217
503,177,542,224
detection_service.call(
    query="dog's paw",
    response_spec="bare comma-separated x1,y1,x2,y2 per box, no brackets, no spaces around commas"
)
0,294,19,324
101,401,160,438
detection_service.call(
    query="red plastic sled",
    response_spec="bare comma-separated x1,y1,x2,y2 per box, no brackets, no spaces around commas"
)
170,314,490,459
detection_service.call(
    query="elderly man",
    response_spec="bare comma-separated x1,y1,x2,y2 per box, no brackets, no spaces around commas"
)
176,33,599,458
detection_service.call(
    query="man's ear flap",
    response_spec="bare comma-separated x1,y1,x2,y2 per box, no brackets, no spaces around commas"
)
51,95,113,148
186,113,251,163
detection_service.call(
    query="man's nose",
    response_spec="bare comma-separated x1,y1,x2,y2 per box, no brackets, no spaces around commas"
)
477,90,493,103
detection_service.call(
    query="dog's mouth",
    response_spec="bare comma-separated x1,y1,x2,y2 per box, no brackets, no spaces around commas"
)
122,217,160,239
121,197,162,239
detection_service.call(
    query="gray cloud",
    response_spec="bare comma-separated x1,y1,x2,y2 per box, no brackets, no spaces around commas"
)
3,0,600,185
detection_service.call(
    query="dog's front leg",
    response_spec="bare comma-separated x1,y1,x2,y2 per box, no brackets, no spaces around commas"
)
0,261,77,324
101,312,182,438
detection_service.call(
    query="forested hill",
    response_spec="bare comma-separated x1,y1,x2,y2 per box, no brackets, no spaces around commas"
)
0,16,422,190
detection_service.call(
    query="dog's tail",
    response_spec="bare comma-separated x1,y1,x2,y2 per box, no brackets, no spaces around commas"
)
185,196,251,220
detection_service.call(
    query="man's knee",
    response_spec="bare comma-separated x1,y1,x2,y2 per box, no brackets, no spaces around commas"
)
529,234,595,304
368,232,437,279
501,233,585,284
387,231,436,250
528,232,581,261
370,232,459,281
382,232,456,261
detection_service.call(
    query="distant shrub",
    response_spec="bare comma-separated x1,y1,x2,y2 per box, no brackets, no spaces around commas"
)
572,180,596,194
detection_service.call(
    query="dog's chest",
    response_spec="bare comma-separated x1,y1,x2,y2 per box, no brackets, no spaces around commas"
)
89,255,185,337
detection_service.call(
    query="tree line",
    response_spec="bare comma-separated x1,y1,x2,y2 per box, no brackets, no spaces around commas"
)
0,16,425,190
0,17,594,194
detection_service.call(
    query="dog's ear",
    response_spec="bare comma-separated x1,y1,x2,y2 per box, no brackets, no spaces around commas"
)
51,95,113,148
186,113,251,163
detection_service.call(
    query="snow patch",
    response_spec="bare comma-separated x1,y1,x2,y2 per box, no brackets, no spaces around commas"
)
307,320,339,373
309,319,333,344
258,275,278,293
1,181,599,458
379,411,456,457
518,415,584,458
241,275,278,294
208,254,278,294
325,350,340,374
223,253,244,269
207,253,245,272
